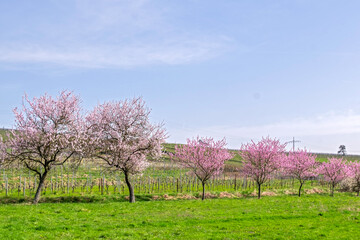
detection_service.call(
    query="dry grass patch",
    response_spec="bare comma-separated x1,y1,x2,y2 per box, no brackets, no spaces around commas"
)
305,188,325,194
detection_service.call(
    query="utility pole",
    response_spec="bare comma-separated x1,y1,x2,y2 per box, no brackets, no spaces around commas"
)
286,137,301,152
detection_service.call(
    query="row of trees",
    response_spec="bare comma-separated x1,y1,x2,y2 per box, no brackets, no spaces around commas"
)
173,136,360,200
0,91,359,203
0,91,166,203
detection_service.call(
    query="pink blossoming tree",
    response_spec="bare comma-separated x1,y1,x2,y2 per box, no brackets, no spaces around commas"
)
317,157,350,196
282,149,318,197
348,161,360,196
0,91,85,204
240,137,286,199
86,97,167,203
172,137,233,200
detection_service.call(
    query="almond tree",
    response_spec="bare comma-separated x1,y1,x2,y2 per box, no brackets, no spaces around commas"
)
172,137,233,200
317,157,350,196
282,149,317,197
348,161,360,196
86,97,167,203
0,91,85,204
240,137,286,199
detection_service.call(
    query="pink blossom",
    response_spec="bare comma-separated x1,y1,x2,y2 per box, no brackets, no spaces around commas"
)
281,149,317,196
2,91,84,203
240,136,286,199
171,136,233,200
348,161,360,196
86,97,167,203
317,157,350,196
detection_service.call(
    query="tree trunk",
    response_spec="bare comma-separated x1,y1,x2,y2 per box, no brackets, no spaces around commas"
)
330,183,335,197
257,182,261,199
201,181,206,200
298,182,303,197
33,171,48,204
124,171,135,203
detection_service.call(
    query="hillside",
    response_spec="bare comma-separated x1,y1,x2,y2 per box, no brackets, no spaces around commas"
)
1,128,359,164
0,128,9,140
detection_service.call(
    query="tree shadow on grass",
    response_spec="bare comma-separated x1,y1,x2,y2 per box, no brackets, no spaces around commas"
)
1,192,354,204
0,194,154,204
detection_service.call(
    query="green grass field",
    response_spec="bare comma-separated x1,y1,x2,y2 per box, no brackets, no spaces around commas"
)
1,130,360,239
0,194,359,239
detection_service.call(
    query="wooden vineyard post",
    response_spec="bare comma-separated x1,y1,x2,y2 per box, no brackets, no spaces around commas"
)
55,171,58,193
180,177,183,193
157,178,160,193
27,170,31,196
88,176,92,194
101,176,105,195
29,176,32,197
214,176,217,192
27,176,31,196
67,174,70,194
176,178,179,193
208,177,211,192
61,166,64,193
51,177,53,193
234,175,237,191
113,180,117,194
5,177,8,197
196,177,199,192
84,174,88,194
23,177,26,198
118,177,122,195
223,174,226,191
18,175,21,196
98,178,101,193
185,176,190,192
72,170,75,193
172,177,175,193
105,178,109,195
188,178,191,193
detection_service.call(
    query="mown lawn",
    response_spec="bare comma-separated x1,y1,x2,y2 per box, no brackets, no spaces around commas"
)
0,194,359,239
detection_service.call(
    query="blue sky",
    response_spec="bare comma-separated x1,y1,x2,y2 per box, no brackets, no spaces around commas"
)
1,0,360,153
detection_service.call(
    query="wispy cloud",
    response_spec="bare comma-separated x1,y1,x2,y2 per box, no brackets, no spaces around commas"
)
0,39,231,69
0,0,232,69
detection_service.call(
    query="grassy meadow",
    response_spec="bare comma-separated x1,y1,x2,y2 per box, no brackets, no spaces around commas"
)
1,128,360,239
0,194,359,239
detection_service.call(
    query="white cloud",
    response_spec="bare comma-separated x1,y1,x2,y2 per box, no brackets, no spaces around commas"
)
0,0,232,68
0,39,229,68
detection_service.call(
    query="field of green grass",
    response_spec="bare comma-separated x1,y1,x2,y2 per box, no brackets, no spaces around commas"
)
0,194,359,239
1,129,360,239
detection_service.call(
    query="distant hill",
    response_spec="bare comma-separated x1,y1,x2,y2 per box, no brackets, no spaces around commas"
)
0,128,10,140
1,128,359,163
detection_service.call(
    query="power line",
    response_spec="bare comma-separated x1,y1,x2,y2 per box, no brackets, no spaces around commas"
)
285,137,301,152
